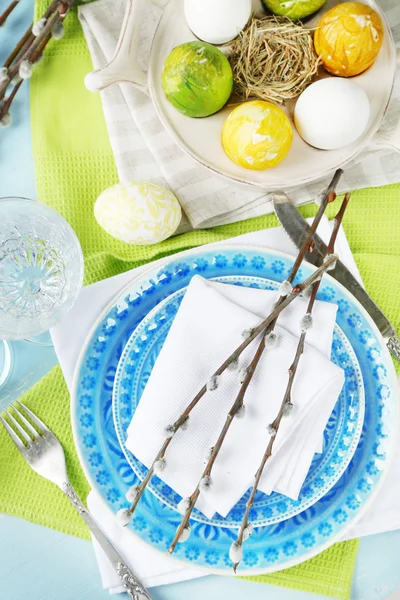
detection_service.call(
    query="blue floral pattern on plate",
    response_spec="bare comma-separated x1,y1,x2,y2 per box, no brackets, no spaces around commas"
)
72,247,398,574
113,277,364,528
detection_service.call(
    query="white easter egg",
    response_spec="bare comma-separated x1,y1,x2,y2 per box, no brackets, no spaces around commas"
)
94,181,181,245
294,78,370,151
184,0,252,45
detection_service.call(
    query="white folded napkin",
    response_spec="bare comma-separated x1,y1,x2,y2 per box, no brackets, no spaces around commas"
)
50,220,400,594
126,275,344,518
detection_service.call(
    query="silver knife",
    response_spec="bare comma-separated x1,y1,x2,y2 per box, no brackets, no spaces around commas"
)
273,191,400,361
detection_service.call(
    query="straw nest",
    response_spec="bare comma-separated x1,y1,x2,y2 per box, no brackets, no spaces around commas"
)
229,16,320,105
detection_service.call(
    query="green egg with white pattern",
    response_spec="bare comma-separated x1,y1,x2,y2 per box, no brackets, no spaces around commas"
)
94,181,181,245
262,0,327,20
161,41,233,118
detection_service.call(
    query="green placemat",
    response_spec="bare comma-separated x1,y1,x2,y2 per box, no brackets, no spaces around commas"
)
1,2,400,598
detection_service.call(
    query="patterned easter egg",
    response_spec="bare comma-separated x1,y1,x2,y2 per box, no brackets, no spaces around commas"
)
162,41,233,118
222,100,293,170
314,2,384,77
94,181,181,245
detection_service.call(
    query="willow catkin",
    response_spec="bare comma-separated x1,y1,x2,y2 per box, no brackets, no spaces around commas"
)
229,16,320,105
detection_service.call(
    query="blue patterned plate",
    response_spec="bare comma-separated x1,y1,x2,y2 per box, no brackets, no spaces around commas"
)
72,246,398,574
113,276,364,528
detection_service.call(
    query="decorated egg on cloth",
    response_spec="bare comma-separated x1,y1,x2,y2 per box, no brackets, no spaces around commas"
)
162,41,233,118
94,181,181,245
184,0,252,45
314,2,384,77
222,100,293,170
262,0,327,20
294,78,370,150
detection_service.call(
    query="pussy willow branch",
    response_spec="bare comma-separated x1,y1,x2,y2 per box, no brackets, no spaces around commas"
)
2,0,60,70
167,336,268,553
126,171,343,525
167,172,343,554
1,0,60,88
4,25,34,69
0,1,19,27
0,34,53,119
31,32,53,63
284,168,342,285
326,192,351,255
5,10,60,83
0,0,76,123
126,255,338,518
231,192,351,572
0,79,23,116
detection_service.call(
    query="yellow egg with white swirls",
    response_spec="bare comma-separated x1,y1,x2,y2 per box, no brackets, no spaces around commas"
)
94,181,181,245
222,100,293,170
314,2,384,77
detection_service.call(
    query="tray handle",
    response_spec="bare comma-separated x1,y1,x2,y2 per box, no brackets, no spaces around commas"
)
84,0,157,93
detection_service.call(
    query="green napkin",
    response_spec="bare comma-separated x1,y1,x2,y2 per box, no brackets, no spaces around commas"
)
1,2,400,598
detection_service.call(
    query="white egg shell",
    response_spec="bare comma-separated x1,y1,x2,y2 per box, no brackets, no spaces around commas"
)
184,0,252,45
94,181,181,245
294,78,371,151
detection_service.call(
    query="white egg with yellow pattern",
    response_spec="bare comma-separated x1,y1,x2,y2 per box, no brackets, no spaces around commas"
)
94,181,181,245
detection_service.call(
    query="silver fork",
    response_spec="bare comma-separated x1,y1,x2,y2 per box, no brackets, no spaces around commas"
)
1,400,152,600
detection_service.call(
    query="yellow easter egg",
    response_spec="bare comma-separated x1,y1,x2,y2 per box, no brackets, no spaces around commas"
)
94,181,181,245
222,100,293,170
314,2,384,77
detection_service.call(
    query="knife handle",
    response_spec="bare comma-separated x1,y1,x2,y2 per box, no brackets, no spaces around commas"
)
387,336,400,362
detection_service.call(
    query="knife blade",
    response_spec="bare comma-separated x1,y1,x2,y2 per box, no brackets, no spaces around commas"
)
273,191,400,362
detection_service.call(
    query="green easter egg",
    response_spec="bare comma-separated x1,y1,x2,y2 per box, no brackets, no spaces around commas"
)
161,41,233,118
262,0,327,20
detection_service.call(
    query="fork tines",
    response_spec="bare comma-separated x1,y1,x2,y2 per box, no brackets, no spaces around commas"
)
0,400,48,449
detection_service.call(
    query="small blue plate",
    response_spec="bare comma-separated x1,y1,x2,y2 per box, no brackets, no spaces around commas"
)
113,275,364,528
72,246,398,574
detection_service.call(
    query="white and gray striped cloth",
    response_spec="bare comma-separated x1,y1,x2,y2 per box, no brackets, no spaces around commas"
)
79,0,400,232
